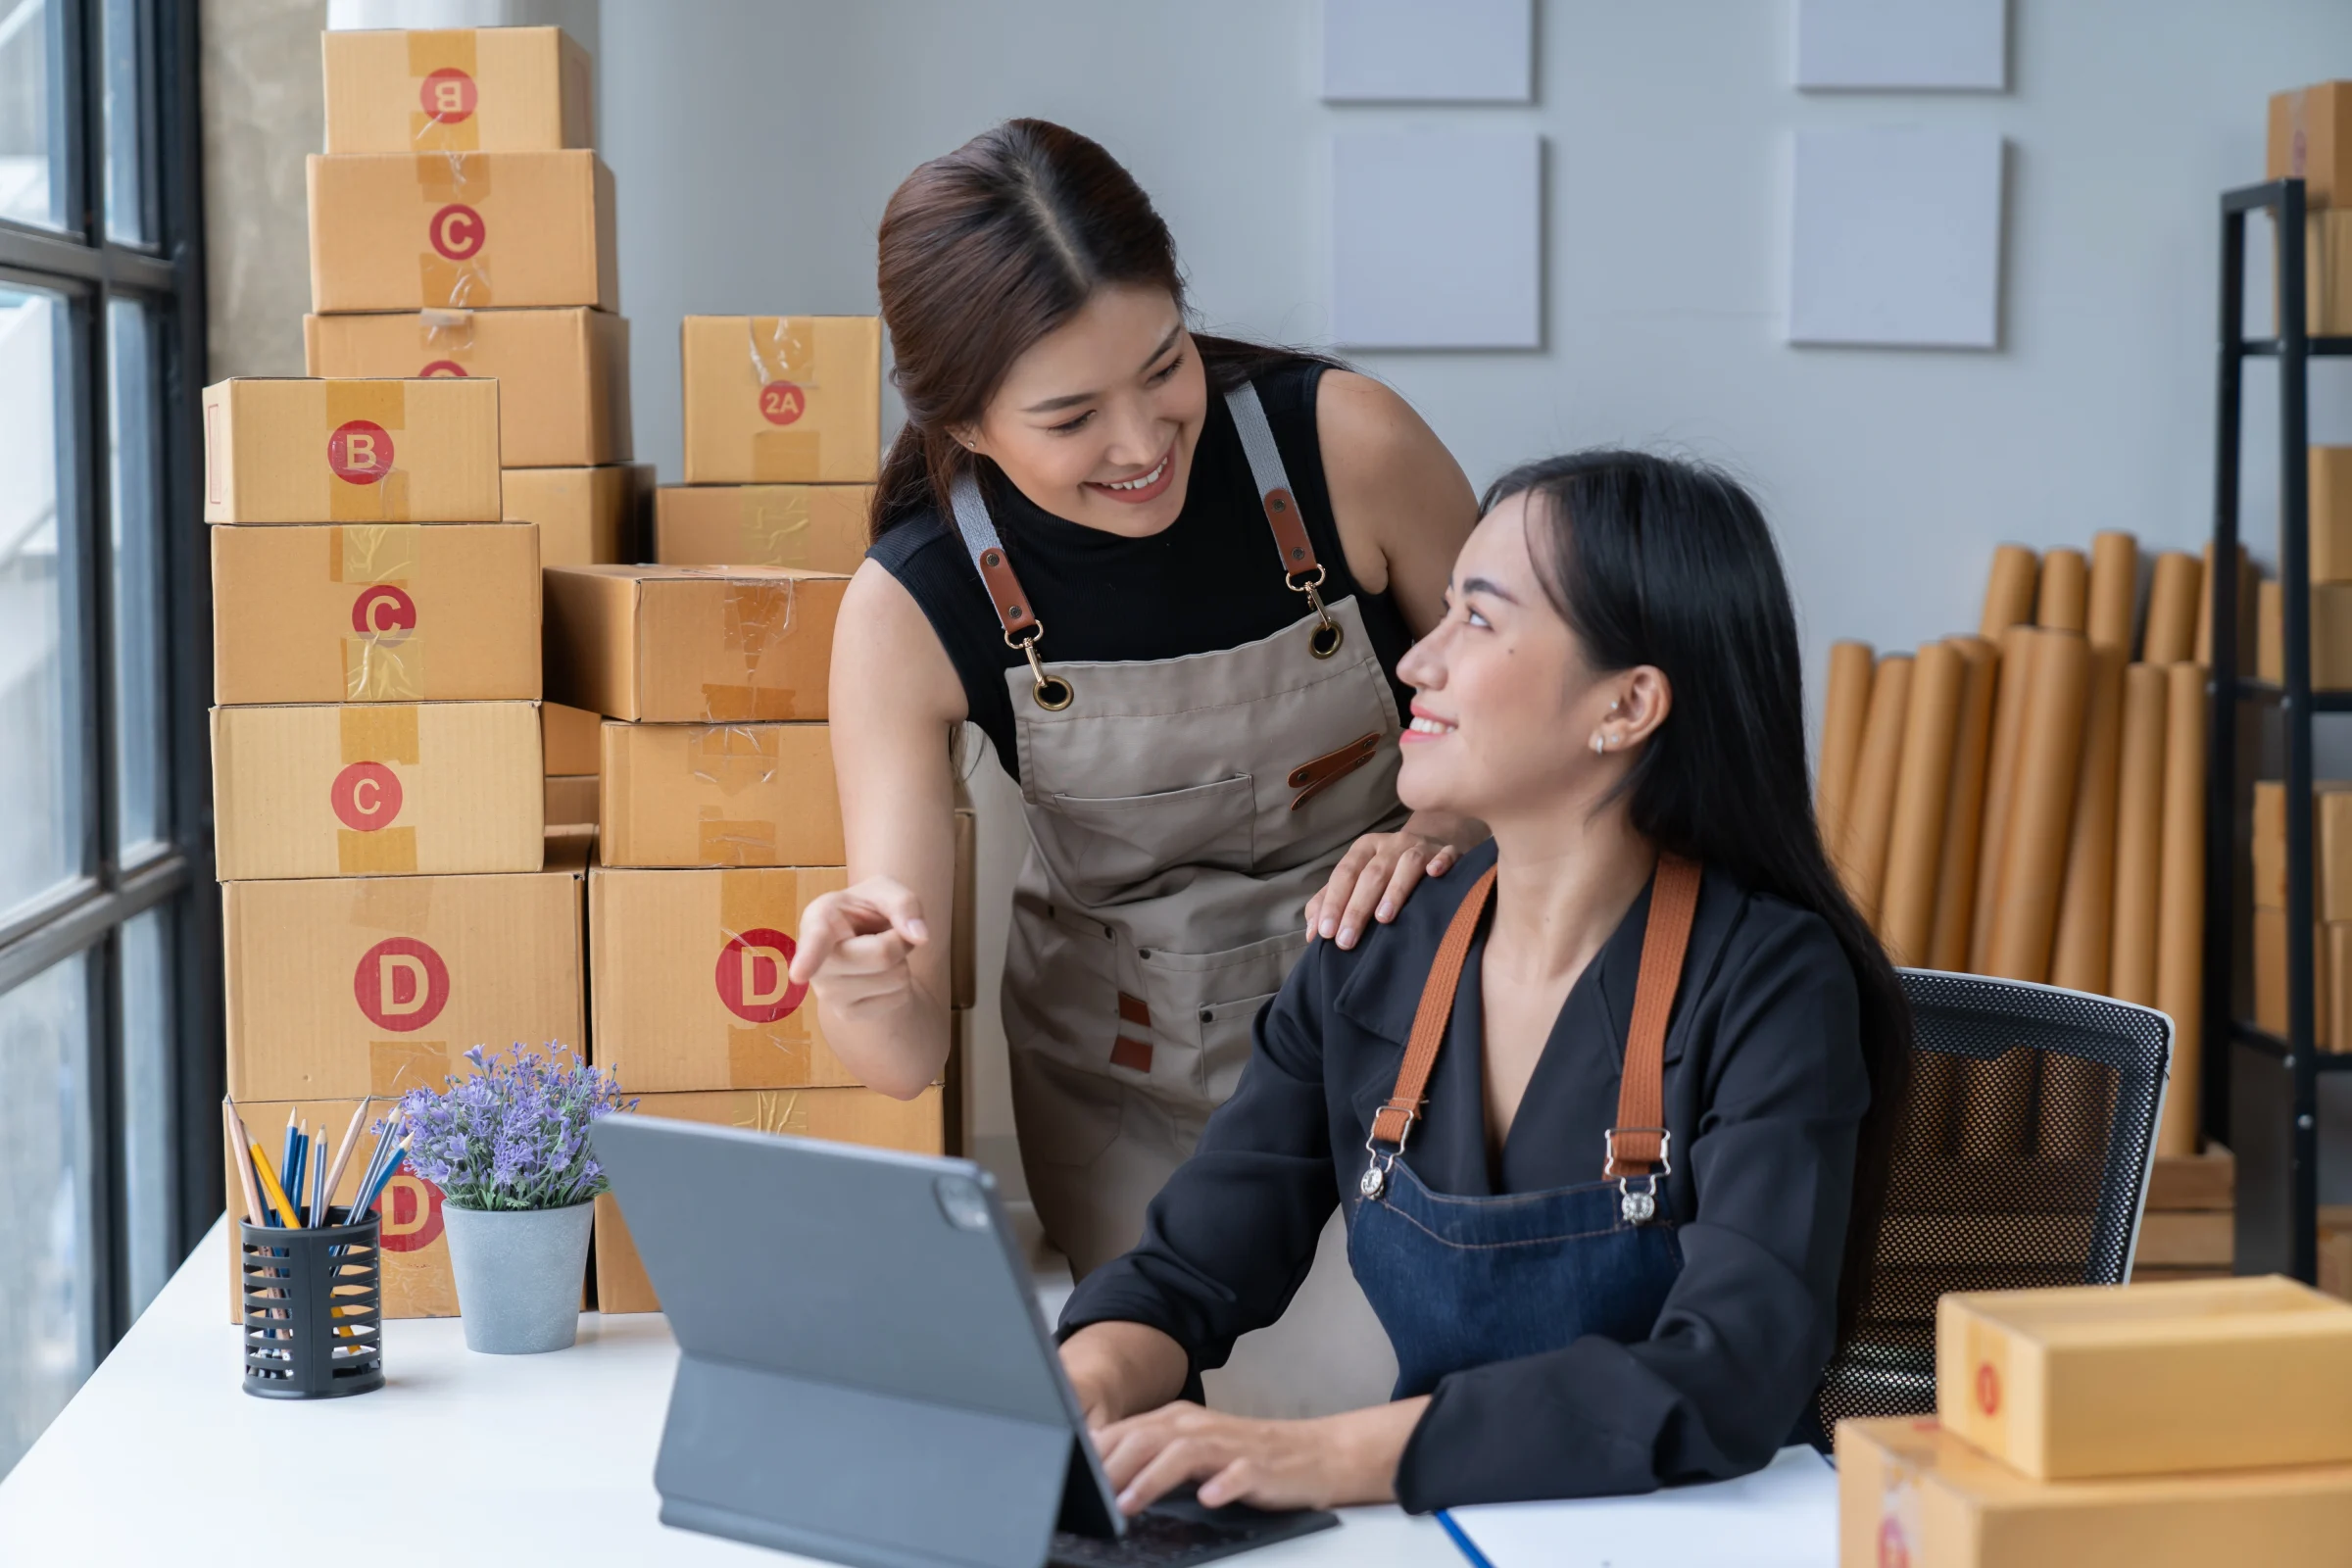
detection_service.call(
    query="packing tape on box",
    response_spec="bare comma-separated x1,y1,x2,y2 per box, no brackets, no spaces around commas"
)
368,1038,452,1098
418,307,476,360
337,706,422,871
1875,1461,1926,1568
689,723,782,866
409,29,482,152
340,704,421,763
744,489,811,562
2286,87,2311,178
333,524,426,701
324,382,412,523
718,872,822,1088
732,1090,814,1137
416,152,494,308
746,317,824,482
680,570,803,721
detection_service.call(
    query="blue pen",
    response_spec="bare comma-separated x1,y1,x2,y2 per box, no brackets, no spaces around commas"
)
1435,1511,1496,1568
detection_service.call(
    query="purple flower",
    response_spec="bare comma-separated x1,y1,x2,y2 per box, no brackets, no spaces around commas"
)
375,1043,637,1211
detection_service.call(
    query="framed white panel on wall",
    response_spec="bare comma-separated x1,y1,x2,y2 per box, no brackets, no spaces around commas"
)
1788,127,2005,350
1320,0,1534,104
1330,130,1542,350
1794,0,2007,92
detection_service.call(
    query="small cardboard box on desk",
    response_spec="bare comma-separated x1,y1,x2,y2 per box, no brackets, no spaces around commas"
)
322,24,593,154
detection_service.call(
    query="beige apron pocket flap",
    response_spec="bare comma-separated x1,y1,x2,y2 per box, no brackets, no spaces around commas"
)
1036,774,1257,906
1136,929,1307,1102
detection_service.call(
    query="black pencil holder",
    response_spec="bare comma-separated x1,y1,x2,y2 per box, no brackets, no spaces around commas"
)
239,1207,385,1399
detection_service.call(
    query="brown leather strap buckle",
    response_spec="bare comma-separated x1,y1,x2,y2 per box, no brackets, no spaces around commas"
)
1004,622,1073,711
1605,1127,1672,1225
1285,564,1343,659
1359,1112,1417,1200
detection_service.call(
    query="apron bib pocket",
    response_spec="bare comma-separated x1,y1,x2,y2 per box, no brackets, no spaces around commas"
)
1136,929,1308,1102
1035,774,1257,907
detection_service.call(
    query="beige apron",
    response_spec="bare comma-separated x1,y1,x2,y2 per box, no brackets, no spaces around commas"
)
949,384,1409,1278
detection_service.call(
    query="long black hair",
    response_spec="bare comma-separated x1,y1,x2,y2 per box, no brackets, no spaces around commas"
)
872,119,1335,537
1485,449,1911,1343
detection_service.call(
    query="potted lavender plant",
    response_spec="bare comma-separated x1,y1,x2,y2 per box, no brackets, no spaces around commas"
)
386,1044,634,1354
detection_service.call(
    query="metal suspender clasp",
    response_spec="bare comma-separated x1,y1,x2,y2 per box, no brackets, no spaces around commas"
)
1359,1111,1417,1201
1005,622,1074,711
1603,1128,1672,1225
1287,564,1344,660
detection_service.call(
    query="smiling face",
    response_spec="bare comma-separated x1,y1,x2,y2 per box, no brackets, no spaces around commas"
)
1396,492,1668,829
956,283,1208,538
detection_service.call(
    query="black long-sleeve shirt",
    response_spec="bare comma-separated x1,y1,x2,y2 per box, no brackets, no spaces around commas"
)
1057,842,1869,1511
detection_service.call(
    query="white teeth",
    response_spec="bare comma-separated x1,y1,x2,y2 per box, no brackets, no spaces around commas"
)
1101,455,1168,491
1408,716,1454,734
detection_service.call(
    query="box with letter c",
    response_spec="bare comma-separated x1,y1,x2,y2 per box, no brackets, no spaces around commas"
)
306,151,616,313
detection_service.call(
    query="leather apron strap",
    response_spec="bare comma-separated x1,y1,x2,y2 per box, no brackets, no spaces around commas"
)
941,383,1347,710
1361,856,1704,1222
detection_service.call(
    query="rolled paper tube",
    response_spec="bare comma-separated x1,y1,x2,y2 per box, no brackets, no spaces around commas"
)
2143,551,2203,665
2037,548,2090,633
1970,624,2041,971
1879,641,1965,964
1986,629,2091,984
1980,544,2040,640
2193,541,2254,669
2086,531,2139,653
1818,640,1876,877
2050,645,2128,995
1929,636,1999,972
2155,662,2208,1156
2106,662,2169,1005
1842,655,1913,924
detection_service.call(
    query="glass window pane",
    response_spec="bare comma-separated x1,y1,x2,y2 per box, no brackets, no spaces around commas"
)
0,954,95,1480
0,0,70,232
101,0,146,244
120,908,172,1319
108,298,163,857
0,287,81,925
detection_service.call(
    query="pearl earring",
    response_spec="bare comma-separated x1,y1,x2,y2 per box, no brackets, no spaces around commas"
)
1592,733,1607,756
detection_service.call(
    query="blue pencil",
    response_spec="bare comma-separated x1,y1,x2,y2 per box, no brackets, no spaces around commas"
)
1435,1512,1496,1568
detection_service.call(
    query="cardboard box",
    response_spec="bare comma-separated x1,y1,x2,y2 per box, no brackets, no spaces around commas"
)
213,701,544,880
2304,210,2352,335
2145,1148,2233,1211
212,522,540,705
652,484,870,573
545,772,597,828
503,464,649,565
680,316,880,485
2272,82,2352,208
543,564,844,721
323,25,592,155
223,846,587,1102
307,151,616,313
2254,906,2345,1051
304,309,630,468
2258,578,2352,688
221,1097,464,1321
2252,780,2352,918
1936,1276,2352,1480
590,1086,947,1314
599,720,841,868
589,864,862,1092
543,700,601,775
202,378,501,524
2316,448,2352,582
1838,1415,2352,1568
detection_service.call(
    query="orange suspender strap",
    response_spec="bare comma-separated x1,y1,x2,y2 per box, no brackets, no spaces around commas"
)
1364,856,1703,1185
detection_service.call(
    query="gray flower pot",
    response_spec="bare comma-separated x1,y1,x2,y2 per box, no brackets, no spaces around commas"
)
441,1200,594,1354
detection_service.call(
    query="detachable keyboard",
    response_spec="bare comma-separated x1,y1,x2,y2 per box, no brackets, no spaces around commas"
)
1049,1492,1340,1567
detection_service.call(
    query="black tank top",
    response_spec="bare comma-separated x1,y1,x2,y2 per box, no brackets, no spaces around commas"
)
868,358,1416,777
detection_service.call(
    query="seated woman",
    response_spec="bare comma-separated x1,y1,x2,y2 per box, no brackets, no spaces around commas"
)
1054,449,1910,1515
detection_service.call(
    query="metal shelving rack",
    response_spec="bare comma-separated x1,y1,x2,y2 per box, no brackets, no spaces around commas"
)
2209,176,2352,1285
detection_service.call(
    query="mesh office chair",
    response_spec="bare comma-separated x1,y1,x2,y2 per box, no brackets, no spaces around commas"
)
1813,969,2174,1435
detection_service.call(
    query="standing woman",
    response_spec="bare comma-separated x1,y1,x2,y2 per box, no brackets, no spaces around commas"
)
788,121,1483,1276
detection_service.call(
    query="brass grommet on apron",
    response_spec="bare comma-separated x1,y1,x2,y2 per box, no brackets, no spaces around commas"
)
947,383,1408,1278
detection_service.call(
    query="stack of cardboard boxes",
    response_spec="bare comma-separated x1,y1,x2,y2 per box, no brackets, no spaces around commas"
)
205,373,580,1321
547,316,973,1313
648,315,880,574
303,25,645,837
2278,80,2352,335
1838,1277,2352,1565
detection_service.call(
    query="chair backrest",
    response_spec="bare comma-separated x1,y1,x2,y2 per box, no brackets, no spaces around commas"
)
1812,969,2173,1435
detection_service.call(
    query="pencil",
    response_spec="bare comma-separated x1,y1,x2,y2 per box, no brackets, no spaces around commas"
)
318,1098,371,1221
221,1101,259,1226
251,1141,302,1230
309,1131,327,1228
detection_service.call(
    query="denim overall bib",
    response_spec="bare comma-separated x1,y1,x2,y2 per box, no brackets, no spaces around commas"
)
948,384,1408,1280
1348,858,1700,1398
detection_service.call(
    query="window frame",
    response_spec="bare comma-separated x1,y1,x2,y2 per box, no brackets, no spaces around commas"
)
0,0,216,1363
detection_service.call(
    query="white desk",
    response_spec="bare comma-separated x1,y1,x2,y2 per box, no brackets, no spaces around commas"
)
0,1217,1839,1567
0,1218,1456,1566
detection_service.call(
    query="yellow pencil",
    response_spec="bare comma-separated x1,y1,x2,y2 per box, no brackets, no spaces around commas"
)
250,1141,303,1229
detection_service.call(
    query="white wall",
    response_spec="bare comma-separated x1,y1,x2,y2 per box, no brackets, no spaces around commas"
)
596,0,2352,1159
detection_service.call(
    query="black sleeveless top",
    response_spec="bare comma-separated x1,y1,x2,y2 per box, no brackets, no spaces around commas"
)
868,358,1416,777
